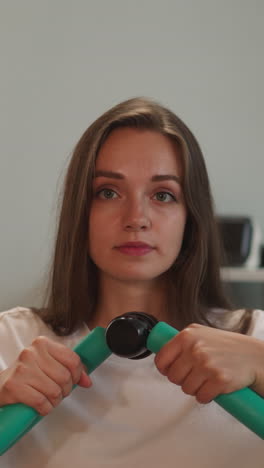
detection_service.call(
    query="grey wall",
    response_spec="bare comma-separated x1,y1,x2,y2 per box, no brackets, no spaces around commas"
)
0,0,263,311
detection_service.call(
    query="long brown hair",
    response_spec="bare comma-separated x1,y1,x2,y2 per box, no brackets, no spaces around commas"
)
38,97,251,335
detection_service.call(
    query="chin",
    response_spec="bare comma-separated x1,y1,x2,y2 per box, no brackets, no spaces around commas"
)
107,267,168,283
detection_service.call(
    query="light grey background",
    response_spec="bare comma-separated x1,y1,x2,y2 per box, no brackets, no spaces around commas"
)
0,0,263,311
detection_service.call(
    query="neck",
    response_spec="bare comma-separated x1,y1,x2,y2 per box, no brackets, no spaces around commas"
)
88,274,172,329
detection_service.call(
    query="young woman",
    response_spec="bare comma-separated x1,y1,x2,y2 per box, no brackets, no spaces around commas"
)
0,97,264,467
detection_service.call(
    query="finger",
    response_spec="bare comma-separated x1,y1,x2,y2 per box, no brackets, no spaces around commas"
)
154,327,197,374
23,339,91,395
30,378,64,407
195,380,220,404
25,386,54,416
180,368,208,396
78,369,93,388
16,361,66,406
40,357,92,392
33,337,84,386
40,349,92,392
154,336,182,374
165,353,193,386
2,382,53,416
29,350,74,397
195,376,232,404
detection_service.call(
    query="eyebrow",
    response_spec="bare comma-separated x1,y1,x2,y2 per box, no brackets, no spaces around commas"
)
94,170,181,185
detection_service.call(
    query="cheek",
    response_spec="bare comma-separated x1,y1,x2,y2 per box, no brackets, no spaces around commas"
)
88,228,106,263
166,211,187,250
88,208,115,256
88,209,101,253
89,204,106,233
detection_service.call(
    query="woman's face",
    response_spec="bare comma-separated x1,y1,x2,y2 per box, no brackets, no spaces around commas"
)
89,127,187,284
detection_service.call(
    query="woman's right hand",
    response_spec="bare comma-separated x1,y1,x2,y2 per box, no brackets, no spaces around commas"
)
0,336,92,416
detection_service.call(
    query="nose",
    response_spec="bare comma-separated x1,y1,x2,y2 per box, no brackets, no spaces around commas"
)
123,197,151,232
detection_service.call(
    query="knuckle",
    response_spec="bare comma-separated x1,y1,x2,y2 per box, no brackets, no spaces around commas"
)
67,354,82,383
203,360,215,373
32,336,48,348
19,348,33,362
62,386,72,398
167,372,178,385
192,346,211,367
214,370,231,385
35,393,46,407
67,354,81,378
179,328,193,345
2,378,16,394
15,362,28,376
181,328,192,338
192,341,205,357
188,323,201,330
49,387,62,401
71,353,81,368
58,368,71,386
34,395,51,415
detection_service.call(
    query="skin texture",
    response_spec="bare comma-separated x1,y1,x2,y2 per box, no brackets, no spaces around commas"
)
88,127,187,327
0,337,92,416
154,323,264,403
1,127,264,415
0,127,187,415
89,128,187,283
88,127,264,402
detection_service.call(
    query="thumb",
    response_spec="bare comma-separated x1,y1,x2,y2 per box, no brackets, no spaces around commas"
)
77,369,92,388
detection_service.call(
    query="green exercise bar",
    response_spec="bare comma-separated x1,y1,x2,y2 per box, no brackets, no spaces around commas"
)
0,327,112,455
147,322,264,440
0,320,264,456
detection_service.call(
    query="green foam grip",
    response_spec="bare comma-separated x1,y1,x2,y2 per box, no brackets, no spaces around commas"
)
147,321,264,439
1,319,264,456
0,327,111,455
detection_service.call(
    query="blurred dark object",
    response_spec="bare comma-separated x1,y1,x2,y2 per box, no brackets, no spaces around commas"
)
217,216,262,268
261,245,264,267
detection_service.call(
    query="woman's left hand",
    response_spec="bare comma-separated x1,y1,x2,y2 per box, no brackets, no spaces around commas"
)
154,323,264,403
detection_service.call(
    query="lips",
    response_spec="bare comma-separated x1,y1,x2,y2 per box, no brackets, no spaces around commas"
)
118,242,153,248
115,242,154,256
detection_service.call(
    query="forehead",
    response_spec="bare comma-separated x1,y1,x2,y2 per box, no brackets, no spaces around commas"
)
96,127,183,176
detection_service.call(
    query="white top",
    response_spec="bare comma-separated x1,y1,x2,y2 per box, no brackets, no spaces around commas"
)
0,306,264,468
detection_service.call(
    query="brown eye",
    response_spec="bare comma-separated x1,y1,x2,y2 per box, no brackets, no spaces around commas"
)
97,189,118,199
154,192,176,203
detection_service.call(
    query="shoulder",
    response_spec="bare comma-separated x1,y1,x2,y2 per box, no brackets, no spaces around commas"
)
0,306,48,337
0,306,83,344
208,307,264,338
0,307,88,369
246,309,264,339
0,307,58,367
0,306,37,321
